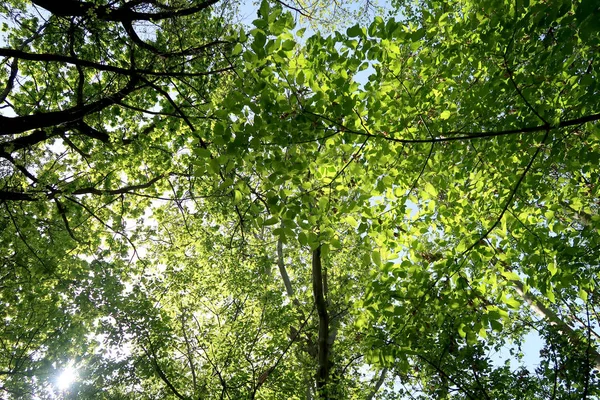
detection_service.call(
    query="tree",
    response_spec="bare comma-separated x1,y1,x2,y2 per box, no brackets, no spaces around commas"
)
1,0,600,398
0,0,238,396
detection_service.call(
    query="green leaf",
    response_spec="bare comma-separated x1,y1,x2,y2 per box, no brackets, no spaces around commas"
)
264,217,278,226
194,148,211,158
547,289,556,303
298,231,308,246
259,0,269,18
4,1,598,396
252,30,267,50
458,323,467,338
547,263,557,277
490,319,503,332
372,251,381,266
347,24,363,37
501,271,520,281
362,252,371,266
503,296,520,309
424,182,438,198
233,189,242,204
232,43,243,56
281,40,295,51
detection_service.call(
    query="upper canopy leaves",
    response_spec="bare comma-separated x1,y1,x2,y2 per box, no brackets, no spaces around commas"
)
1,0,599,398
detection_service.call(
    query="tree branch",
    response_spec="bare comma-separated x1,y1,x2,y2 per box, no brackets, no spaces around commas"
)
0,58,18,104
0,128,57,153
0,190,36,201
31,0,219,22
0,48,233,78
253,306,316,397
304,109,600,144
0,175,164,202
71,175,164,196
458,128,550,258
0,151,39,182
0,77,141,135
53,198,79,241
142,342,187,400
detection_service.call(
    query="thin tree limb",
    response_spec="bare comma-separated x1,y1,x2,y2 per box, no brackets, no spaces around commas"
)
0,77,141,135
141,343,187,400
0,48,233,79
304,109,600,144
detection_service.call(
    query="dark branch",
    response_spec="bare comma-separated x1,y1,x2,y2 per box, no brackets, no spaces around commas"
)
0,48,233,78
0,151,39,182
503,57,548,126
73,121,110,143
54,198,79,241
31,0,219,22
304,110,600,144
71,175,164,196
120,20,229,57
142,343,187,400
0,58,18,104
0,77,141,135
121,19,163,54
459,128,550,258
253,306,316,396
0,190,36,201
274,0,313,18
312,246,330,397
0,128,56,153
277,236,295,297
0,176,164,202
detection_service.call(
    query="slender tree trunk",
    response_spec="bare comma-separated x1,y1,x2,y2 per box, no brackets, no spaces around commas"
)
312,246,330,397
366,368,388,400
278,237,295,297
487,238,600,370
511,279,600,369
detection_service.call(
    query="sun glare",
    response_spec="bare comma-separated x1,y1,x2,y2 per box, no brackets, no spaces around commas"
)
56,365,78,391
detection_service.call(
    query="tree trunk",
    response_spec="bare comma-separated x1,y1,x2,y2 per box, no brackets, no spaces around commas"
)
312,246,330,397
511,279,600,369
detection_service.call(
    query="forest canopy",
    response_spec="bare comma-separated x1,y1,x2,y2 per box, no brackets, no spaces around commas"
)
1,0,599,398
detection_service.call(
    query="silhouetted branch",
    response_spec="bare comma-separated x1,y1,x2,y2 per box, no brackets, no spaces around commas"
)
31,0,219,22
0,77,141,135
0,48,233,78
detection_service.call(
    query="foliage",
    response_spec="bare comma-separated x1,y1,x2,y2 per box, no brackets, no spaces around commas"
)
1,0,600,398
